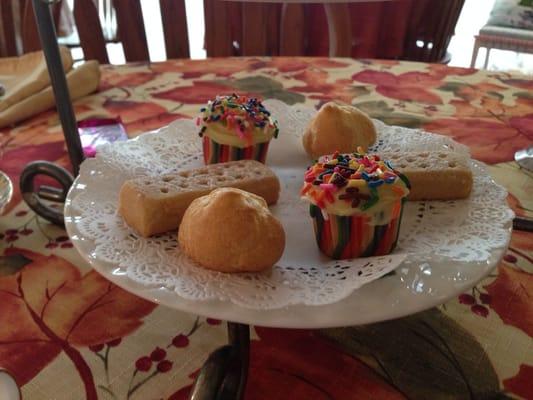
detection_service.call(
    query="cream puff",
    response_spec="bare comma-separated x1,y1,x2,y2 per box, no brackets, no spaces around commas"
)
178,187,285,272
303,102,376,159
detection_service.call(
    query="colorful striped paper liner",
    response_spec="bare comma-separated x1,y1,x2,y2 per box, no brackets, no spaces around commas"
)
202,136,270,164
310,201,405,259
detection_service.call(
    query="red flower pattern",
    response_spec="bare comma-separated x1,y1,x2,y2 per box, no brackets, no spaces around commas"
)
152,81,252,105
352,70,444,104
485,263,533,337
503,364,533,399
422,117,531,164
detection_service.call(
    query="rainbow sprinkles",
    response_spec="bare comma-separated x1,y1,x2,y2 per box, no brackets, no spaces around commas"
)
198,94,279,164
198,94,279,145
301,150,410,214
301,151,411,259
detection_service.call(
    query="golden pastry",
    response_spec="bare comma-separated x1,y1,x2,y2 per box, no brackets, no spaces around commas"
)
178,188,285,273
302,102,376,159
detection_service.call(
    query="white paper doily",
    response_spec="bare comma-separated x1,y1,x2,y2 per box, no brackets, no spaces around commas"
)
65,100,514,310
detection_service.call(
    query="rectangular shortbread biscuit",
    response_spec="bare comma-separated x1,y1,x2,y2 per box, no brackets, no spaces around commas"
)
382,151,473,201
118,160,280,237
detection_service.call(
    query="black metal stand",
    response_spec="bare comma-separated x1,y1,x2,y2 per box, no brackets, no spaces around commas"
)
189,323,250,400
32,0,84,176
25,2,252,399
20,0,81,226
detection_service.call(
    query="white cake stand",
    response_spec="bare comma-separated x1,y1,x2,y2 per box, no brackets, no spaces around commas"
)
64,212,510,328
64,113,513,329
64,112,513,400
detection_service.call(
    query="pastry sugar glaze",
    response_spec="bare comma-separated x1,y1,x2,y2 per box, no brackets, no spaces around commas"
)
301,150,410,259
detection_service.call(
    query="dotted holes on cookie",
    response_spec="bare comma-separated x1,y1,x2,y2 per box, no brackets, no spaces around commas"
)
419,152,429,158
162,176,174,182
179,171,190,178
438,153,447,158
448,161,457,168
160,187,169,193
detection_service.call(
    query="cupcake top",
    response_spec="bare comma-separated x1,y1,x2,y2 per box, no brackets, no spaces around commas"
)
197,94,279,147
301,151,410,217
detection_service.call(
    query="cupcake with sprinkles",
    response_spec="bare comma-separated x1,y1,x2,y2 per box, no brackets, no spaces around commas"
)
198,94,279,164
301,150,410,259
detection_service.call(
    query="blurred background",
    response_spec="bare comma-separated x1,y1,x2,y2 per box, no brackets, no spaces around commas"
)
1,0,532,72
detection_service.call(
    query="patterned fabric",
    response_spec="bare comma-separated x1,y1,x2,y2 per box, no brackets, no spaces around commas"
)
489,0,533,30
0,57,531,400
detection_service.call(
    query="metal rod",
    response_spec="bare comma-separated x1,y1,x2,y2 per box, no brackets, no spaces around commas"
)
38,185,67,202
513,216,533,232
225,322,250,399
32,0,84,175
188,345,233,400
188,323,250,400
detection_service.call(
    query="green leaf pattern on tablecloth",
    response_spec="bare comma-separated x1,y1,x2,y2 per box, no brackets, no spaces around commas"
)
321,309,504,399
0,253,32,276
219,76,306,105
355,100,426,128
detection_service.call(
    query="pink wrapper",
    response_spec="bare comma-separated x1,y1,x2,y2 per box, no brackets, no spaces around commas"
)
78,117,128,158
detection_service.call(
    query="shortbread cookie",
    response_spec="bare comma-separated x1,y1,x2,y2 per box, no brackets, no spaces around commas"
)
382,151,473,200
118,160,280,237
302,102,376,159
178,188,285,273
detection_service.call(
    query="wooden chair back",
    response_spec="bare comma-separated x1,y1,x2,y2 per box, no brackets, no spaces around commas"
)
0,0,190,62
403,0,465,62
0,0,19,57
204,1,305,57
204,0,464,62
1,0,61,57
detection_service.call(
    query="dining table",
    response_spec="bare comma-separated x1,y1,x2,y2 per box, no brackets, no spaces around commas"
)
0,56,531,400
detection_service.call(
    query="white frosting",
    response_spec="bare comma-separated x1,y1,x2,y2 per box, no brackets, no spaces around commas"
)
204,122,273,147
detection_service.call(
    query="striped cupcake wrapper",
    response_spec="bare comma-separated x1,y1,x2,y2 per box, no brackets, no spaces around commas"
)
310,201,405,260
202,136,270,165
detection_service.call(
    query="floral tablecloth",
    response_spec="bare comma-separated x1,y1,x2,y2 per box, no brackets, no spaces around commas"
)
0,57,531,400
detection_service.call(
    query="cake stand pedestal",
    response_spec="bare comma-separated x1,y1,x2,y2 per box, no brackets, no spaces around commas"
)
189,323,250,400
